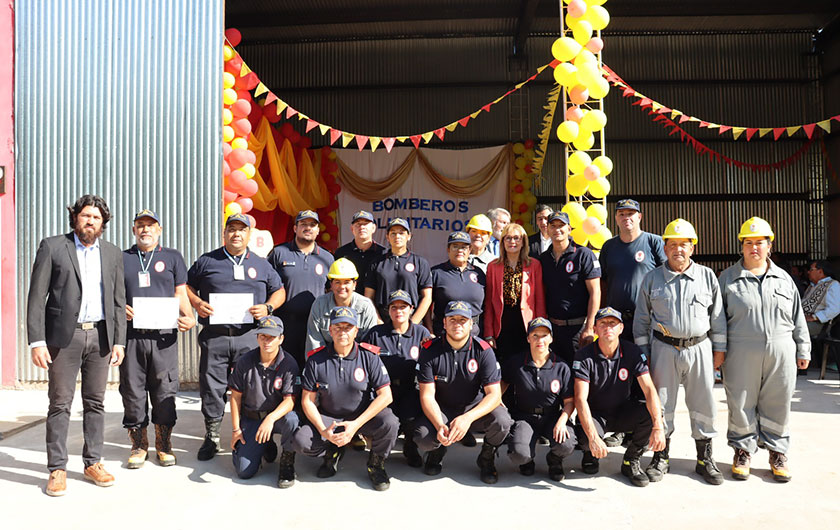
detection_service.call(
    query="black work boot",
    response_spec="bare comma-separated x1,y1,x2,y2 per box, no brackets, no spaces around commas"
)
603,432,624,448
316,443,344,478
695,438,724,485
518,460,536,476
546,451,566,481
197,419,222,461
461,431,477,447
645,438,670,482
263,439,278,463
581,451,599,474
367,453,391,491
621,443,650,487
403,436,423,468
476,443,499,484
423,446,447,476
276,451,296,489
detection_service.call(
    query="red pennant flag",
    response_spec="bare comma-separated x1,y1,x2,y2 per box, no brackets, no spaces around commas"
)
772,128,785,140
718,125,732,134
699,121,709,128
679,115,691,124
481,103,492,113
638,98,652,107
264,92,278,105
658,107,671,114
458,116,470,128
305,119,319,133
355,135,369,151
802,123,816,138
527,73,538,82
434,128,445,141
285,106,298,119
382,137,396,153
549,59,561,68
329,129,342,145
410,135,421,149
745,128,759,141
622,87,635,97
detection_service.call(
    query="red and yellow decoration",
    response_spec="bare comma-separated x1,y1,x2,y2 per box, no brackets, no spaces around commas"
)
511,140,538,235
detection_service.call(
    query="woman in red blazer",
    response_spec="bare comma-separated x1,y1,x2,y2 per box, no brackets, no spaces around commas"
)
483,223,546,361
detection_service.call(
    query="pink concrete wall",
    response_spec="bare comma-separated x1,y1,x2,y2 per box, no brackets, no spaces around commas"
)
1,0,16,387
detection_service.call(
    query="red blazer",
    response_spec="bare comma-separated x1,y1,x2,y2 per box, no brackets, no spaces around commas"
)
483,258,546,339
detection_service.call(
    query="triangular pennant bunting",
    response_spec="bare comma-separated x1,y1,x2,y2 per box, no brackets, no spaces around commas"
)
773,128,785,140
341,132,355,148
817,120,832,133
445,122,458,132
421,131,434,144
409,135,422,149
329,129,342,145
382,137,396,153
434,128,446,141
355,135,369,151
369,136,381,152
745,128,758,141
318,123,330,135
285,106,298,119
786,126,801,137
254,83,269,97
731,127,745,140
802,123,816,138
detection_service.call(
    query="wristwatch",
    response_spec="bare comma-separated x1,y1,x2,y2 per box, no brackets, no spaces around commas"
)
265,303,274,314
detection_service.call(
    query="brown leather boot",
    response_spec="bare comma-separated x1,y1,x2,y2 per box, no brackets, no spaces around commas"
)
46,469,66,497
155,424,177,467
127,427,149,469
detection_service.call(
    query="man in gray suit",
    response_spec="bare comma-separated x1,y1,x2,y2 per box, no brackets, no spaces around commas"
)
27,194,127,497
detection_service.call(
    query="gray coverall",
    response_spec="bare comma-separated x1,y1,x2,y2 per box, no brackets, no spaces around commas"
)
718,260,810,454
634,261,726,439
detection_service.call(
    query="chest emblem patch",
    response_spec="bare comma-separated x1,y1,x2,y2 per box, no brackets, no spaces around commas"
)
565,261,574,274
634,251,645,263
273,377,283,390
410,346,419,360
354,367,366,382
467,359,478,374
550,379,561,393
315,263,324,276
470,273,478,283
405,262,416,272
154,260,165,273
248,267,257,279
618,368,629,381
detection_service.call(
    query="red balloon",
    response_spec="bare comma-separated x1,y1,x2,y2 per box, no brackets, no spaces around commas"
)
244,150,256,165
280,122,295,138
325,161,338,173
231,99,251,118
240,179,258,197
235,90,252,103
523,139,535,149
226,55,243,72
229,148,250,168
222,142,232,157
514,184,523,193
222,161,231,177
289,131,301,145
236,197,253,213
524,164,532,173
298,136,312,149
223,190,238,203
328,197,339,210
232,118,252,137
246,214,257,228
327,225,338,237
224,28,242,47
518,203,529,213
229,169,248,191
263,102,281,123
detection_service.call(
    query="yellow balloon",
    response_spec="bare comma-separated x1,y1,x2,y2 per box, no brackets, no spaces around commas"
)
523,149,536,160
231,137,248,150
520,178,533,190
513,142,526,154
576,63,601,89
556,121,580,143
573,49,598,67
570,227,590,247
589,226,612,249
551,37,583,62
515,156,527,169
524,193,537,207
573,131,595,151
515,168,527,180
222,108,233,125
512,193,525,206
572,20,593,45
566,174,590,197
553,62,579,87
567,150,592,174
589,177,611,198
586,203,608,224
588,77,610,99
223,125,234,143
581,109,607,132
565,13,583,31
223,88,237,106
585,0,608,5
224,202,242,218
223,45,234,62
592,155,613,176
584,5,610,31
241,163,256,178
223,72,236,89
561,201,588,228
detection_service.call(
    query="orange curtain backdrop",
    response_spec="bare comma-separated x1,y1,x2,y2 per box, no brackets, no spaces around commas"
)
248,116,329,214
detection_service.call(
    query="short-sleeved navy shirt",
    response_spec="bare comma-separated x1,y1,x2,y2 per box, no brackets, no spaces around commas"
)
335,240,388,294
228,347,300,414
573,339,649,416
538,242,601,320
362,322,431,389
502,351,573,418
301,342,390,419
267,240,334,317
430,261,486,335
417,336,500,412
187,247,284,329
123,245,187,332
599,232,666,313
365,251,432,313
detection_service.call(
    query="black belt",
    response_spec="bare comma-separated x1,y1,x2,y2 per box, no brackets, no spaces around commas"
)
519,407,550,415
76,321,104,330
549,316,586,327
653,330,707,349
242,410,269,421
205,326,252,337
129,328,171,336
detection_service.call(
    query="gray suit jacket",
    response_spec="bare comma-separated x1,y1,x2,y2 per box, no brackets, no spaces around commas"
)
27,232,126,349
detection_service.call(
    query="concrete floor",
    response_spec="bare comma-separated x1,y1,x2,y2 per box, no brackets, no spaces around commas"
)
1,376,839,529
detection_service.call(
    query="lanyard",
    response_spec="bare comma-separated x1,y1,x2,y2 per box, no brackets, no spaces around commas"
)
223,247,246,267
138,247,156,273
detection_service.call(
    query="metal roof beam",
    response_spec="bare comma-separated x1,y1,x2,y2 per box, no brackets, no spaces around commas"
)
513,0,541,57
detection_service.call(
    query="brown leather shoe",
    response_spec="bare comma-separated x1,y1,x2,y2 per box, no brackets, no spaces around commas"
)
46,470,66,497
84,463,115,487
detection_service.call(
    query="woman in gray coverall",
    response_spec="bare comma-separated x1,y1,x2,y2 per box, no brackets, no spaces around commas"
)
718,217,810,483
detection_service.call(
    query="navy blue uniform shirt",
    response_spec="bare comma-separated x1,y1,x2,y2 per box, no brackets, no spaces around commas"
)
335,240,388,294
502,351,573,418
573,339,648,416
228,347,300,414
123,245,187,332
187,248,283,329
363,322,431,390
599,232,665,313
430,261,486,335
365,251,432,313
301,342,390,418
539,242,601,320
267,240,334,316
417,336,500,412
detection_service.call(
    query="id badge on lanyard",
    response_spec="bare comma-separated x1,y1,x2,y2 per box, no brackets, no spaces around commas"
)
138,271,151,288
233,265,245,280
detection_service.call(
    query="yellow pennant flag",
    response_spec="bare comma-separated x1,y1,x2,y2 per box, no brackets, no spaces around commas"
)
276,100,288,114
396,136,408,143
651,102,662,112
470,110,482,119
445,122,458,132
817,120,832,133
341,132,355,147
688,117,700,122
706,123,720,129
239,64,251,76
731,127,746,140
318,124,330,135
421,131,434,144
254,83,268,97
786,126,801,137
758,128,773,138
369,137,381,152
670,110,682,120
297,112,307,121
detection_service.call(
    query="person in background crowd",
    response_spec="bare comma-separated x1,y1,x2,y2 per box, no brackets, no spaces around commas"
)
802,260,840,337
334,210,388,294
528,204,553,258
484,223,545,363
485,207,511,257
467,214,495,274
427,231,486,337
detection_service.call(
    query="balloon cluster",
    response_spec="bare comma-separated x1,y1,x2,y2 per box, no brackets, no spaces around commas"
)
551,0,613,250
316,148,341,252
222,28,259,227
511,139,538,235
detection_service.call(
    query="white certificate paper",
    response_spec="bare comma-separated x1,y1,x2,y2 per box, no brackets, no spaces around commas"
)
208,293,255,325
132,297,180,330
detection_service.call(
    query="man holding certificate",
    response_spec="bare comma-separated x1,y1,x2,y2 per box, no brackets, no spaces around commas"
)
121,209,195,469
187,213,286,461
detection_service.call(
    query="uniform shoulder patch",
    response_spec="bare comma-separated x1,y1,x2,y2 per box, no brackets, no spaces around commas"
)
475,337,492,350
359,342,381,354
306,346,325,358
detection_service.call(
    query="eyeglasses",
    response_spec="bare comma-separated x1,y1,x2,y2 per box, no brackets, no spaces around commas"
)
503,236,523,243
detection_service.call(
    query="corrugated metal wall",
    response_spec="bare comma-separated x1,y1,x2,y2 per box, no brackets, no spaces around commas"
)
15,0,223,383
238,30,823,266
